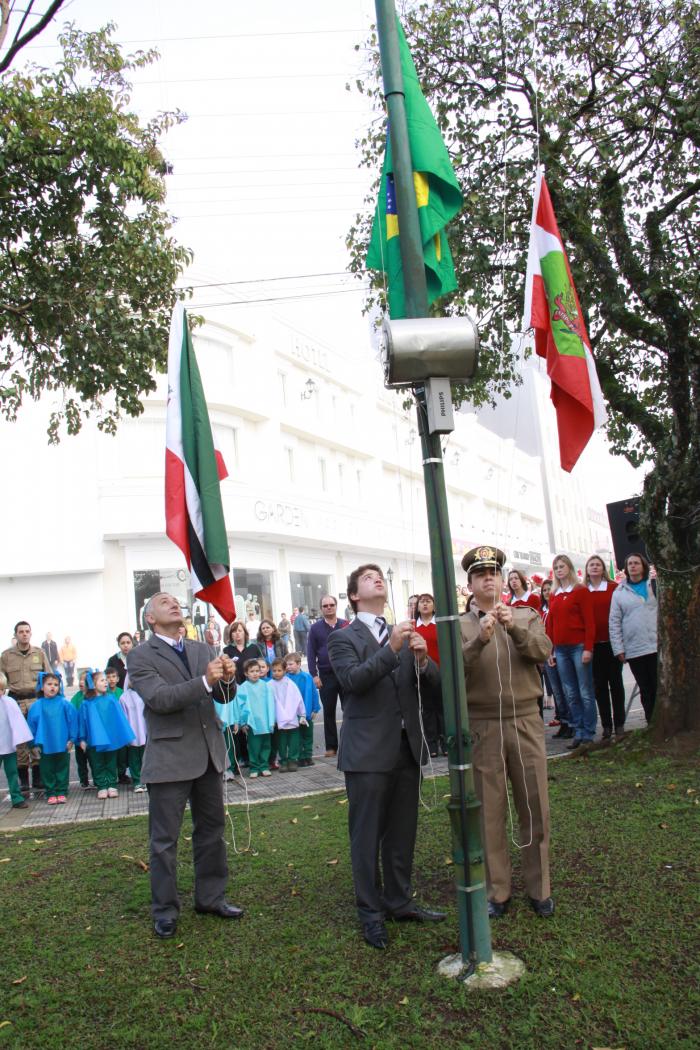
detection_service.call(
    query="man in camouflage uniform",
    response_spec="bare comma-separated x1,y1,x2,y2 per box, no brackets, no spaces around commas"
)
0,621,50,795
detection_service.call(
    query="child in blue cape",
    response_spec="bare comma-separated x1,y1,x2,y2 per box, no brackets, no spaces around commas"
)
284,652,321,767
26,671,78,805
235,659,276,779
213,676,240,779
0,670,33,809
78,669,134,800
70,670,93,788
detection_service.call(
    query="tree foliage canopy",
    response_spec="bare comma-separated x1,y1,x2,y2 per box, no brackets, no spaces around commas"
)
348,0,700,735
0,23,191,440
349,0,699,464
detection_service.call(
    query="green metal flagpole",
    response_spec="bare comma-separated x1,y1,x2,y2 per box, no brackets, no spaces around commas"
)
373,0,492,968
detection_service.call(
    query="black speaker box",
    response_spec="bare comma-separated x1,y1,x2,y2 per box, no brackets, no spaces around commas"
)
606,496,648,569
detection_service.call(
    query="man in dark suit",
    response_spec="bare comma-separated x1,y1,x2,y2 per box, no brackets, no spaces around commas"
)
127,592,244,939
327,563,446,949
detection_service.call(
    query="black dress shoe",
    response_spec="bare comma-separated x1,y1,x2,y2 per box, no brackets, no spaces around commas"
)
154,918,177,938
362,920,389,949
194,901,244,919
487,898,510,919
566,738,583,750
390,905,446,922
529,896,555,918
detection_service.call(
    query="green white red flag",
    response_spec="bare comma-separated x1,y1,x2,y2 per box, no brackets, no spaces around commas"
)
524,167,607,471
165,302,236,622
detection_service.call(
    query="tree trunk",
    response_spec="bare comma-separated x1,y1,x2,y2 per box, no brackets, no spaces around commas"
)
654,566,700,738
642,461,700,739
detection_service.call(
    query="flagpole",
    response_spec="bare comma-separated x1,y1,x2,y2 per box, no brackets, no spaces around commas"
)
374,0,492,969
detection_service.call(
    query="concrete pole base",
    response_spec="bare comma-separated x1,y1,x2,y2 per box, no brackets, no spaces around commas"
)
437,950,525,990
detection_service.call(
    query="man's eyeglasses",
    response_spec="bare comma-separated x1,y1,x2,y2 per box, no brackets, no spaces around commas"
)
321,603,336,609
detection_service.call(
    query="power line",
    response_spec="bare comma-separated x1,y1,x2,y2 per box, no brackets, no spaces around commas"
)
185,270,366,290
166,166,363,177
187,285,369,309
24,27,366,50
134,71,357,86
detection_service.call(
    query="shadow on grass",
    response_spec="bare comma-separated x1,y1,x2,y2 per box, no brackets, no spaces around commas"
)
0,732,697,1049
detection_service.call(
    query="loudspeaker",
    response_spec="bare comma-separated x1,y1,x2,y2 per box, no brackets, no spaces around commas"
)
606,497,648,570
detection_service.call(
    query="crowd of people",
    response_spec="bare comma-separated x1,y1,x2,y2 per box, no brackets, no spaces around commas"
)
0,546,658,949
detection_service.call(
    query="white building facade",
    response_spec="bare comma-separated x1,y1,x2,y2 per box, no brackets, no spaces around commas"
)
1,307,558,663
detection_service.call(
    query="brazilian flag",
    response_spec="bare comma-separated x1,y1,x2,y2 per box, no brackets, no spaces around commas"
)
366,18,463,318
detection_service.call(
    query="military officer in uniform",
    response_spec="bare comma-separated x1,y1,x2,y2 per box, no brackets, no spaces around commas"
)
459,546,554,919
0,621,51,795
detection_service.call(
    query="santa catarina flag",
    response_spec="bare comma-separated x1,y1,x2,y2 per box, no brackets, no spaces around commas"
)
165,302,236,622
366,17,463,318
524,166,607,471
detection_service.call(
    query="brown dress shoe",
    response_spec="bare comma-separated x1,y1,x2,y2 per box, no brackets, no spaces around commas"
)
324,749,337,757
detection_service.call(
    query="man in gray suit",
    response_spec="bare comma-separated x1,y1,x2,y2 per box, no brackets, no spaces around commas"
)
127,592,244,938
328,563,446,949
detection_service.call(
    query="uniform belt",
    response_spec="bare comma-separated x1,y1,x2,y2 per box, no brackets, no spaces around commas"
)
10,692,35,702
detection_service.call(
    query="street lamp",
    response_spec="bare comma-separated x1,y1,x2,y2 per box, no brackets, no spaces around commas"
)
385,566,396,618
300,378,318,400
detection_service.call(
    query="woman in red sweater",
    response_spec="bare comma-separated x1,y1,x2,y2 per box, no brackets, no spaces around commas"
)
585,555,626,739
506,569,542,612
414,593,445,756
546,554,597,749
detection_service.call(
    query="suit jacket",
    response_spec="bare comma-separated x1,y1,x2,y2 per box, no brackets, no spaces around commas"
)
126,635,230,784
327,618,439,773
106,651,128,689
42,640,59,666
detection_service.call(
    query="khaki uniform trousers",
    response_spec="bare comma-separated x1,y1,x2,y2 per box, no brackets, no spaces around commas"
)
471,712,550,904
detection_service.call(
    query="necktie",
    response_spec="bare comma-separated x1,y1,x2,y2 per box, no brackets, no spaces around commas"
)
375,617,389,646
175,638,184,652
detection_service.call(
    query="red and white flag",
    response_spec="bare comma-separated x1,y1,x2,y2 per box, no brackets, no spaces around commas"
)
165,302,236,622
524,167,607,471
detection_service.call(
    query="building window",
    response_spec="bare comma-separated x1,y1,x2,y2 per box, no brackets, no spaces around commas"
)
319,457,327,491
338,462,344,495
285,447,295,480
278,371,287,407
356,468,363,499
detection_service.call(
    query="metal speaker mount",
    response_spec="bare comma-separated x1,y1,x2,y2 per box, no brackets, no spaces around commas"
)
380,315,479,388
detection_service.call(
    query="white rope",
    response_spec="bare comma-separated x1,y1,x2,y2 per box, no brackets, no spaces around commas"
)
218,677,254,857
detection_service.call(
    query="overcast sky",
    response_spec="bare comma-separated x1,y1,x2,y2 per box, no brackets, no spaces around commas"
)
12,0,646,502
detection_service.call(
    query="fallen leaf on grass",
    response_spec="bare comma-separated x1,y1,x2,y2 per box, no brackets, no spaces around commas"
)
571,993,581,1001
136,860,149,872
33,838,49,844
666,783,676,790
287,862,295,868
312,815,320,821
11,977,27,986
120,854,134,861
326,858,339,866
635,783,643,788
291,889,300,896
0,858,10,864
592,1046,626,1049
659,822,669,829
290,818,298,825
0,1022,12,1029
445,857,454,866
398,996,409,1006
302,805,312,810
85,926,91,931
687,788,696,795
337,798,348,806
176,943,185,949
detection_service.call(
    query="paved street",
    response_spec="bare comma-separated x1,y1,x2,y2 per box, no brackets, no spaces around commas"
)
0,682,646,832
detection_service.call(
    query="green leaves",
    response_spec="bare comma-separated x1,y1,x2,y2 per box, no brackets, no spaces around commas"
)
0,24,190,440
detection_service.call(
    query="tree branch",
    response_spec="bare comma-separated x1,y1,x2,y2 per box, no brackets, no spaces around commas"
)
0,0,67,73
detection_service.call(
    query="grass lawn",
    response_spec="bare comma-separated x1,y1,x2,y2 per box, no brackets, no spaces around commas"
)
0,733,698,1050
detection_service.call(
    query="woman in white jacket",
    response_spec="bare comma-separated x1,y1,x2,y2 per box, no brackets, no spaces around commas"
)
608,554,658,723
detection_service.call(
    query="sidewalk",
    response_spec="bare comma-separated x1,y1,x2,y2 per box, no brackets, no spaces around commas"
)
0,695,647,832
